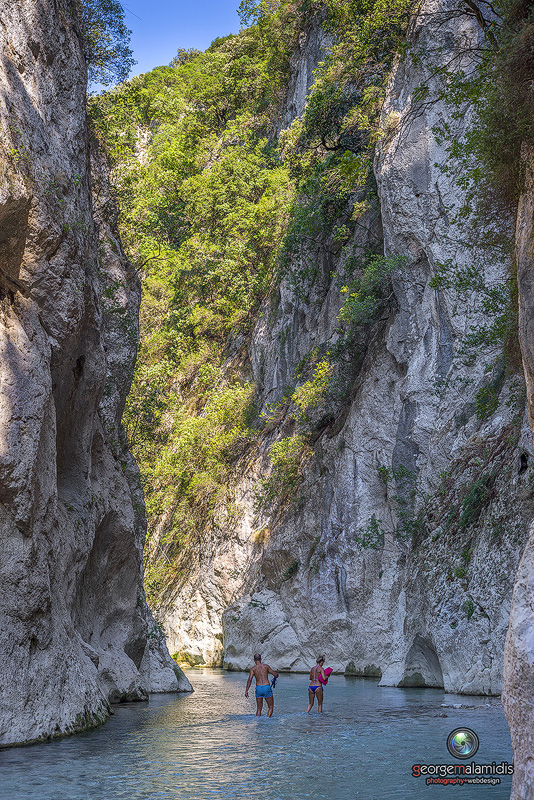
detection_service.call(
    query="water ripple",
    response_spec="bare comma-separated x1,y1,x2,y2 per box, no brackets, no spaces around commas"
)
0,670,513,800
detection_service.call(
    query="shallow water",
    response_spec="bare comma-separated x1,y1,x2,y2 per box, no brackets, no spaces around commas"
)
0,669,513,799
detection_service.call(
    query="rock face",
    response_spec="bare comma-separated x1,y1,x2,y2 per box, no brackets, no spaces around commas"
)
503,525,534,800
502,146,534,800
0,0,190,747
275,9,331,133
163,0,533,705
516,145,534,439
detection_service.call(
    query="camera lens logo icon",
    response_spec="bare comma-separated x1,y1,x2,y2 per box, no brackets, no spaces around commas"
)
447,728,479,759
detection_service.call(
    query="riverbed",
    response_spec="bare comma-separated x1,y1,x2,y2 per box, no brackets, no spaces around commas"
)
0,669,513,799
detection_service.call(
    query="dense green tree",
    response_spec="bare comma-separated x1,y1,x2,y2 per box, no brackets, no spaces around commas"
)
77,0,135,85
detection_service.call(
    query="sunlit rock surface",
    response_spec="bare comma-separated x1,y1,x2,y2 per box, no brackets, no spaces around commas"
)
163,0,531,707
0,0,189,747
275,8,331,133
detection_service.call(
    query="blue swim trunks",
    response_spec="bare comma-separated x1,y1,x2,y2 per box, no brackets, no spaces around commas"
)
255,685,273,699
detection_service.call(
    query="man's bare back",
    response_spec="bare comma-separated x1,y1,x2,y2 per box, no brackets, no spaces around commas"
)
245,654,279,717
250,662,271,686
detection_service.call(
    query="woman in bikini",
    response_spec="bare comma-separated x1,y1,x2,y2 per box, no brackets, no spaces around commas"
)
307,655,326,713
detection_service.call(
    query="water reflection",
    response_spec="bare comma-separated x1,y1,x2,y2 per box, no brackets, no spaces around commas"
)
0,670,512,799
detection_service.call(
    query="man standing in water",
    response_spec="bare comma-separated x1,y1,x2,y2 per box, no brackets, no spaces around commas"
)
245,654,279,717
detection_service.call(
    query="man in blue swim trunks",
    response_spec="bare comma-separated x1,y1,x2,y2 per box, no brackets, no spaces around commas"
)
245,654,279,717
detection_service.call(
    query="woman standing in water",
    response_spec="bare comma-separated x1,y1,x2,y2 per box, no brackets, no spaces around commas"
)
307,655,326,713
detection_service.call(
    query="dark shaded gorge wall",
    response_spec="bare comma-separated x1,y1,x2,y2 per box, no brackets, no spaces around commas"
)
502,145,534,800
0,0,190,746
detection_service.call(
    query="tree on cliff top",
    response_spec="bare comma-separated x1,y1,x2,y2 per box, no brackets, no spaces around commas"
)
77,0,135,86
238,0,280,27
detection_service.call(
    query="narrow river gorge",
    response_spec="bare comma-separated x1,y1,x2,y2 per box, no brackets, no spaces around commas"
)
0,0,534,798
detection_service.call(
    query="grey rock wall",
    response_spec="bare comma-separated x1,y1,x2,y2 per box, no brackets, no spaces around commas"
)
503,523,534,800
0,0,189,747
503,145,534,800
275,9,331,132
163,0,532,707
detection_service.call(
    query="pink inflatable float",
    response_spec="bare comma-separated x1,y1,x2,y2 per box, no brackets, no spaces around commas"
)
318,667,333,685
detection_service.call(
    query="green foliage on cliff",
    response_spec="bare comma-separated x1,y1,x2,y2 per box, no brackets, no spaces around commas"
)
459,0,534,202
91,4,307,601
91,0,414,604
278,0,411,297
90,0,533,607
339,254,405,325
256,435,313,507
416,0,534,210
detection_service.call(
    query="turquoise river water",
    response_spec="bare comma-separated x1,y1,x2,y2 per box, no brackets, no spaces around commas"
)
0,669,513,800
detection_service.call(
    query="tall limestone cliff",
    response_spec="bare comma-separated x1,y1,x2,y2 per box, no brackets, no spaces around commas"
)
161,0,532,706
502,145,534,800
0,0,190,747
